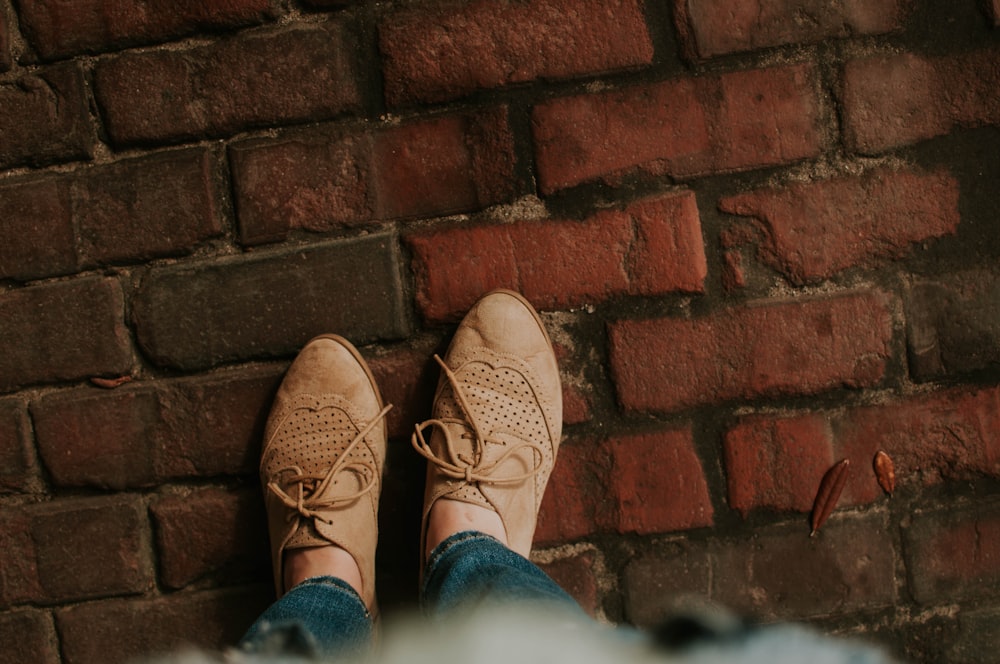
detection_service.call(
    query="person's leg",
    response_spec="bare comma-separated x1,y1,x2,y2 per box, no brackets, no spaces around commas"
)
241,334,390,658
411,290,578,617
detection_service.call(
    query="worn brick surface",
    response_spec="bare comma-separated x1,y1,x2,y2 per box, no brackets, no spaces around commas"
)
533,63,822,193
0,175,76,281
0,63,95,169
151,486,268,589
610,291,893,413
18,0,275,60
95,22,360,146
536,440,607,544
0,497,151,607
33,367,282,489
0,399,35,493
843,47,1000,153
56,587,270,664
906,268,1000,380
720,167,960,284
993,0,1000,26
676,0,909,59
0,277,133,393
903,502,1000,605
380,0,653,105
536,550,600,617
0,9,10,72
410,192,706,322
946,607,1000,664
0,609,59,664
134,236,408,370
623,541,712,627
231,109,517,244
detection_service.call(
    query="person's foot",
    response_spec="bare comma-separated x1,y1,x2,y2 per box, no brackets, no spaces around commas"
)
260,335,390,610
413,290,563,561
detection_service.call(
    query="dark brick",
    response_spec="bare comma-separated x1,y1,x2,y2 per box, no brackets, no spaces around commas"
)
230,109,517,244
380,0,653,105
94,22,360,146
906,269,1000,380
151,486,268,589
903,501,1000,605
536,439,608,544
18,0,275,60
367,343,438,440
609,291,892,414
409,192,707,322
0,497,152,606
992,0,1000,26
0,176,76,281
0,610,59,664
134,235,407,371
536,550,600,617
946,607,1000,664
624,541,711,627
33,367,282,489
676,0,909,60
0,399,36,493
0,277,133,393
0,9,11,72
56,586,271,664
719,166,960,284
0,63,95,169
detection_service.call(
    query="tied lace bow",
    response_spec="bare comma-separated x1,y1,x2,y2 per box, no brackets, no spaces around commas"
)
411,355,546,485
268,404,392,524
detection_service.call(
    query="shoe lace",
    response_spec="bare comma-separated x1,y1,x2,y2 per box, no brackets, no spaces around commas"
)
411,355,546,485
267,404,392,524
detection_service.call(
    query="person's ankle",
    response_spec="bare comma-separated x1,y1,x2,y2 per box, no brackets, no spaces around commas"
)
284,545,363,596
425,498,508,560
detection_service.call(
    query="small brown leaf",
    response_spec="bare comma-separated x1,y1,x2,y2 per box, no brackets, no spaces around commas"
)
874,450,895,496
810,458,850,536
90,375,133,389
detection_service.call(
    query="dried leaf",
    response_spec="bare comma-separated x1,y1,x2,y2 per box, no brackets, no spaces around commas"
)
90,375,133,389
810,458,850,536
874,450,895,496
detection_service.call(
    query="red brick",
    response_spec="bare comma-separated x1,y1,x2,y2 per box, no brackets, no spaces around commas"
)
230,109,516,245
32,367,283,489
536,550,600,617
94,22,360,146
56,587,270,664
532,64,822,193
0,63,95,169
0,497,152,606
610,291,892,414
903,502,1000,604
676,0,909,59
380,0,653,106
151,486,268,590
623,542,711,627
720,166,960,284
18,0,274,60
0,277,133,393
410,192,706,322
536,439,609,544
133,236,408,370
906,269,1000,380
0,176,76,281
606,428,714,534
0,610,59,664
724,413,835,516
843,47,1000,153
0,399,36,493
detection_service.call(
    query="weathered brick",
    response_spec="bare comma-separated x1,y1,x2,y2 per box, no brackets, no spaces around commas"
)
33,367,283,489
134,235,407,371
0,610,59,664
0,63,95,169
151,486,268,589
380,0,653,106
230,109,517,245
906,269,1000,380
843,48,1000,153
0,176,76,281
56,587,270,664
0,277,133,393
409,192,707,322
532,63,822,193
624,541,711,627
675,0,909,60
0,497,152,607
903,501,1000,604
0,9,11,72
946,607,1000,664
536,439,608,544
719,166,960,284
18,0,275,60
992,0,1000,26
94,22,360,146
610,291,892,414
368,343,437,440
536,550,600,617
0,399,36,493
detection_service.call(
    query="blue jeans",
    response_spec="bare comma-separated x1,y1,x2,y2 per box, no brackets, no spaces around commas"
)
240,532,580,659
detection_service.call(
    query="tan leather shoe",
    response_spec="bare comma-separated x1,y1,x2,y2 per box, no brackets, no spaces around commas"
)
412,290,562,558
261,335,390,609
